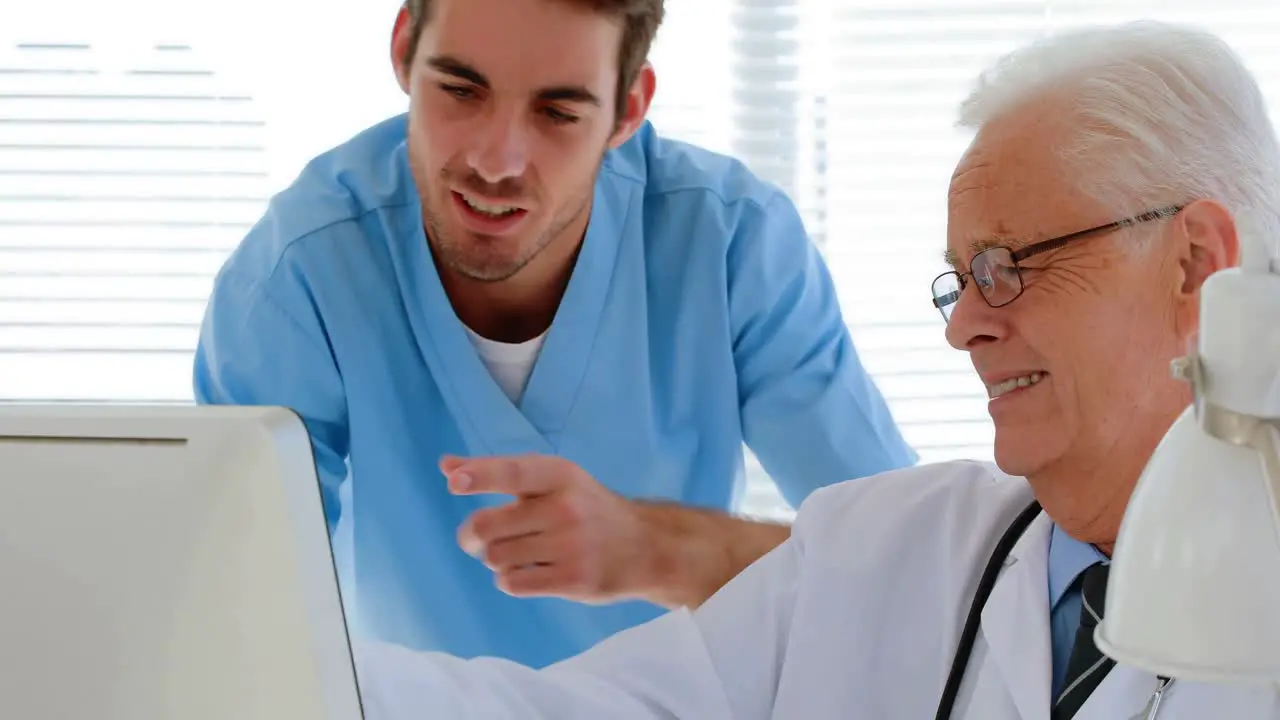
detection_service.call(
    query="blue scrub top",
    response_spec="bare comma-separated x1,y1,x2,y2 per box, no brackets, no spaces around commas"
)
193,114,916,667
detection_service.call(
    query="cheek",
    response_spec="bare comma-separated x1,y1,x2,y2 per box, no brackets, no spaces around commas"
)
408,111,471,181
532,132,606,199
1061,297,1179,410
406,96,440,155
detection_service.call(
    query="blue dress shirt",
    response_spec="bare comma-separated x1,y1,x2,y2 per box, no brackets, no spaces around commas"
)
1047,523,1110,697
192,115,916,667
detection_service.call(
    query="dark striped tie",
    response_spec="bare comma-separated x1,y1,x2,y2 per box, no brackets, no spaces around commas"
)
1052,562,1114,719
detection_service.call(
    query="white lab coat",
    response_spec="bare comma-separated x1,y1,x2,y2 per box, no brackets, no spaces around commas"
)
352,461,1280,719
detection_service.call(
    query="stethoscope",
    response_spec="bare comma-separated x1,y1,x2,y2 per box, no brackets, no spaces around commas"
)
932,499,1175,720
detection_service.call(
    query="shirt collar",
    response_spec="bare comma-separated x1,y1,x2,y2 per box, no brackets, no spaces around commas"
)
1047,523,1109,609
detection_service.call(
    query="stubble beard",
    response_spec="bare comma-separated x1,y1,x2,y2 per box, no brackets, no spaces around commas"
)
423,197,571,283
420,175,598,285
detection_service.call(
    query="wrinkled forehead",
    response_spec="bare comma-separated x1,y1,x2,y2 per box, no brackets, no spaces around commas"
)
944,153,1040,269
944,115,1097,270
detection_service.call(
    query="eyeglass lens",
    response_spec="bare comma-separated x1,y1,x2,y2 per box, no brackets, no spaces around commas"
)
932,247,1022,321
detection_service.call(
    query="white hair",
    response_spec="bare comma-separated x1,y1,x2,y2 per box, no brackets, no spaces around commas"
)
958,20,1280,270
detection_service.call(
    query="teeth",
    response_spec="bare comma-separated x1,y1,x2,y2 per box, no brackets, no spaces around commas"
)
988,371,1045,399
463,194,518,216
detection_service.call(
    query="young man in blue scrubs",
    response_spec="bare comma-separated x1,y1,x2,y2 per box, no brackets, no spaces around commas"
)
193,0,915,668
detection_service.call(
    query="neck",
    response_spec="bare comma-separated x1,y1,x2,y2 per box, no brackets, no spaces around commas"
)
438,216,588,344
1029,464,1130,557
1029,406,1187,558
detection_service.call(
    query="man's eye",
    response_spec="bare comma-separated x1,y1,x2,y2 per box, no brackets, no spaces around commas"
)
439,84,477,100
543,107,580,125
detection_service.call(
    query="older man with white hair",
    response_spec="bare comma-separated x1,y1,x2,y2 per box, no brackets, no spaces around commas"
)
349,20,1280,720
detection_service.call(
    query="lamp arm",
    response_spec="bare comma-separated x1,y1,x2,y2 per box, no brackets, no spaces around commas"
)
1172,351,1280,545
1255,420,1280,549
1170,263,1280,551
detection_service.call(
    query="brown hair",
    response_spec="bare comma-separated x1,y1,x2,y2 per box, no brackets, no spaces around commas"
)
401,0,664,117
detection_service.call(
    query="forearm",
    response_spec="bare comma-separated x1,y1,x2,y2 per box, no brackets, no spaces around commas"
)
633,501,790,609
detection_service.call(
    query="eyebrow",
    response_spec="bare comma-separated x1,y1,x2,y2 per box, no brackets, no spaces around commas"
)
427,55,488,86
943,237,1020,269
425,54,602,107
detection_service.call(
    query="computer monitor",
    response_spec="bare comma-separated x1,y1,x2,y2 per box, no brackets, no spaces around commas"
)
0,404,364,720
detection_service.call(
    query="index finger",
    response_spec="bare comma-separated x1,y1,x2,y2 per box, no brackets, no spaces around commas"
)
442,454,568,498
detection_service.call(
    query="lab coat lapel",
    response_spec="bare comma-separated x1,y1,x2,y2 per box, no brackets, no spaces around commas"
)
517,174,628,447
979,511,1054,720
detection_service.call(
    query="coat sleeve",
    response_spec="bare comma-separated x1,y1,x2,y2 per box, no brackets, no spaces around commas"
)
727,190,917,509
352,522,806,720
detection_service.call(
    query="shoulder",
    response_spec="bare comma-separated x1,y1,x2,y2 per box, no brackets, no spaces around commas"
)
601,121,795,229
216,114,416,293
791,460,1034,554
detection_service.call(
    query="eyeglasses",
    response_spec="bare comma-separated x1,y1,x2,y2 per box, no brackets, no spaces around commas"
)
931,204,1184,323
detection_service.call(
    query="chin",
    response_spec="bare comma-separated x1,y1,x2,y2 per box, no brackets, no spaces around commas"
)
447,252,530,283
427,224,528,278
990,431,1054,479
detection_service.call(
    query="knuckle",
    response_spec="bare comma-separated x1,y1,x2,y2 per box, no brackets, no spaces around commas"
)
554,533,581,560
555,496,586,525
468,511,499,542
503,456,530,479
482,541,509,569
501,567,543,597
496,571,524,595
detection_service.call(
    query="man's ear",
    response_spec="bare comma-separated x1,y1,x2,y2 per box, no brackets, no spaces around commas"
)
608,63,657,150
1170,199,1240,339
390,5,415,95
1176,199,1240,296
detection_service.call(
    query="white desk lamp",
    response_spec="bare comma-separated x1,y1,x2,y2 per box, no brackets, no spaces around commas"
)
1096,249,1280,684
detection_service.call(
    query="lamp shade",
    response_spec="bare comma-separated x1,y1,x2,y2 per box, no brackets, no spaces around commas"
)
1096,405,1280,683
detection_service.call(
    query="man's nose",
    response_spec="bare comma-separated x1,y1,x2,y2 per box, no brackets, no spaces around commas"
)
944,282,1004,350
466,110,530,184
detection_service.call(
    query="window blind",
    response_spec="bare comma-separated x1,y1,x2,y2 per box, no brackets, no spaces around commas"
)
0,38,265,403
0,1,799,515
6,1,1277,520
817,0,1280,468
